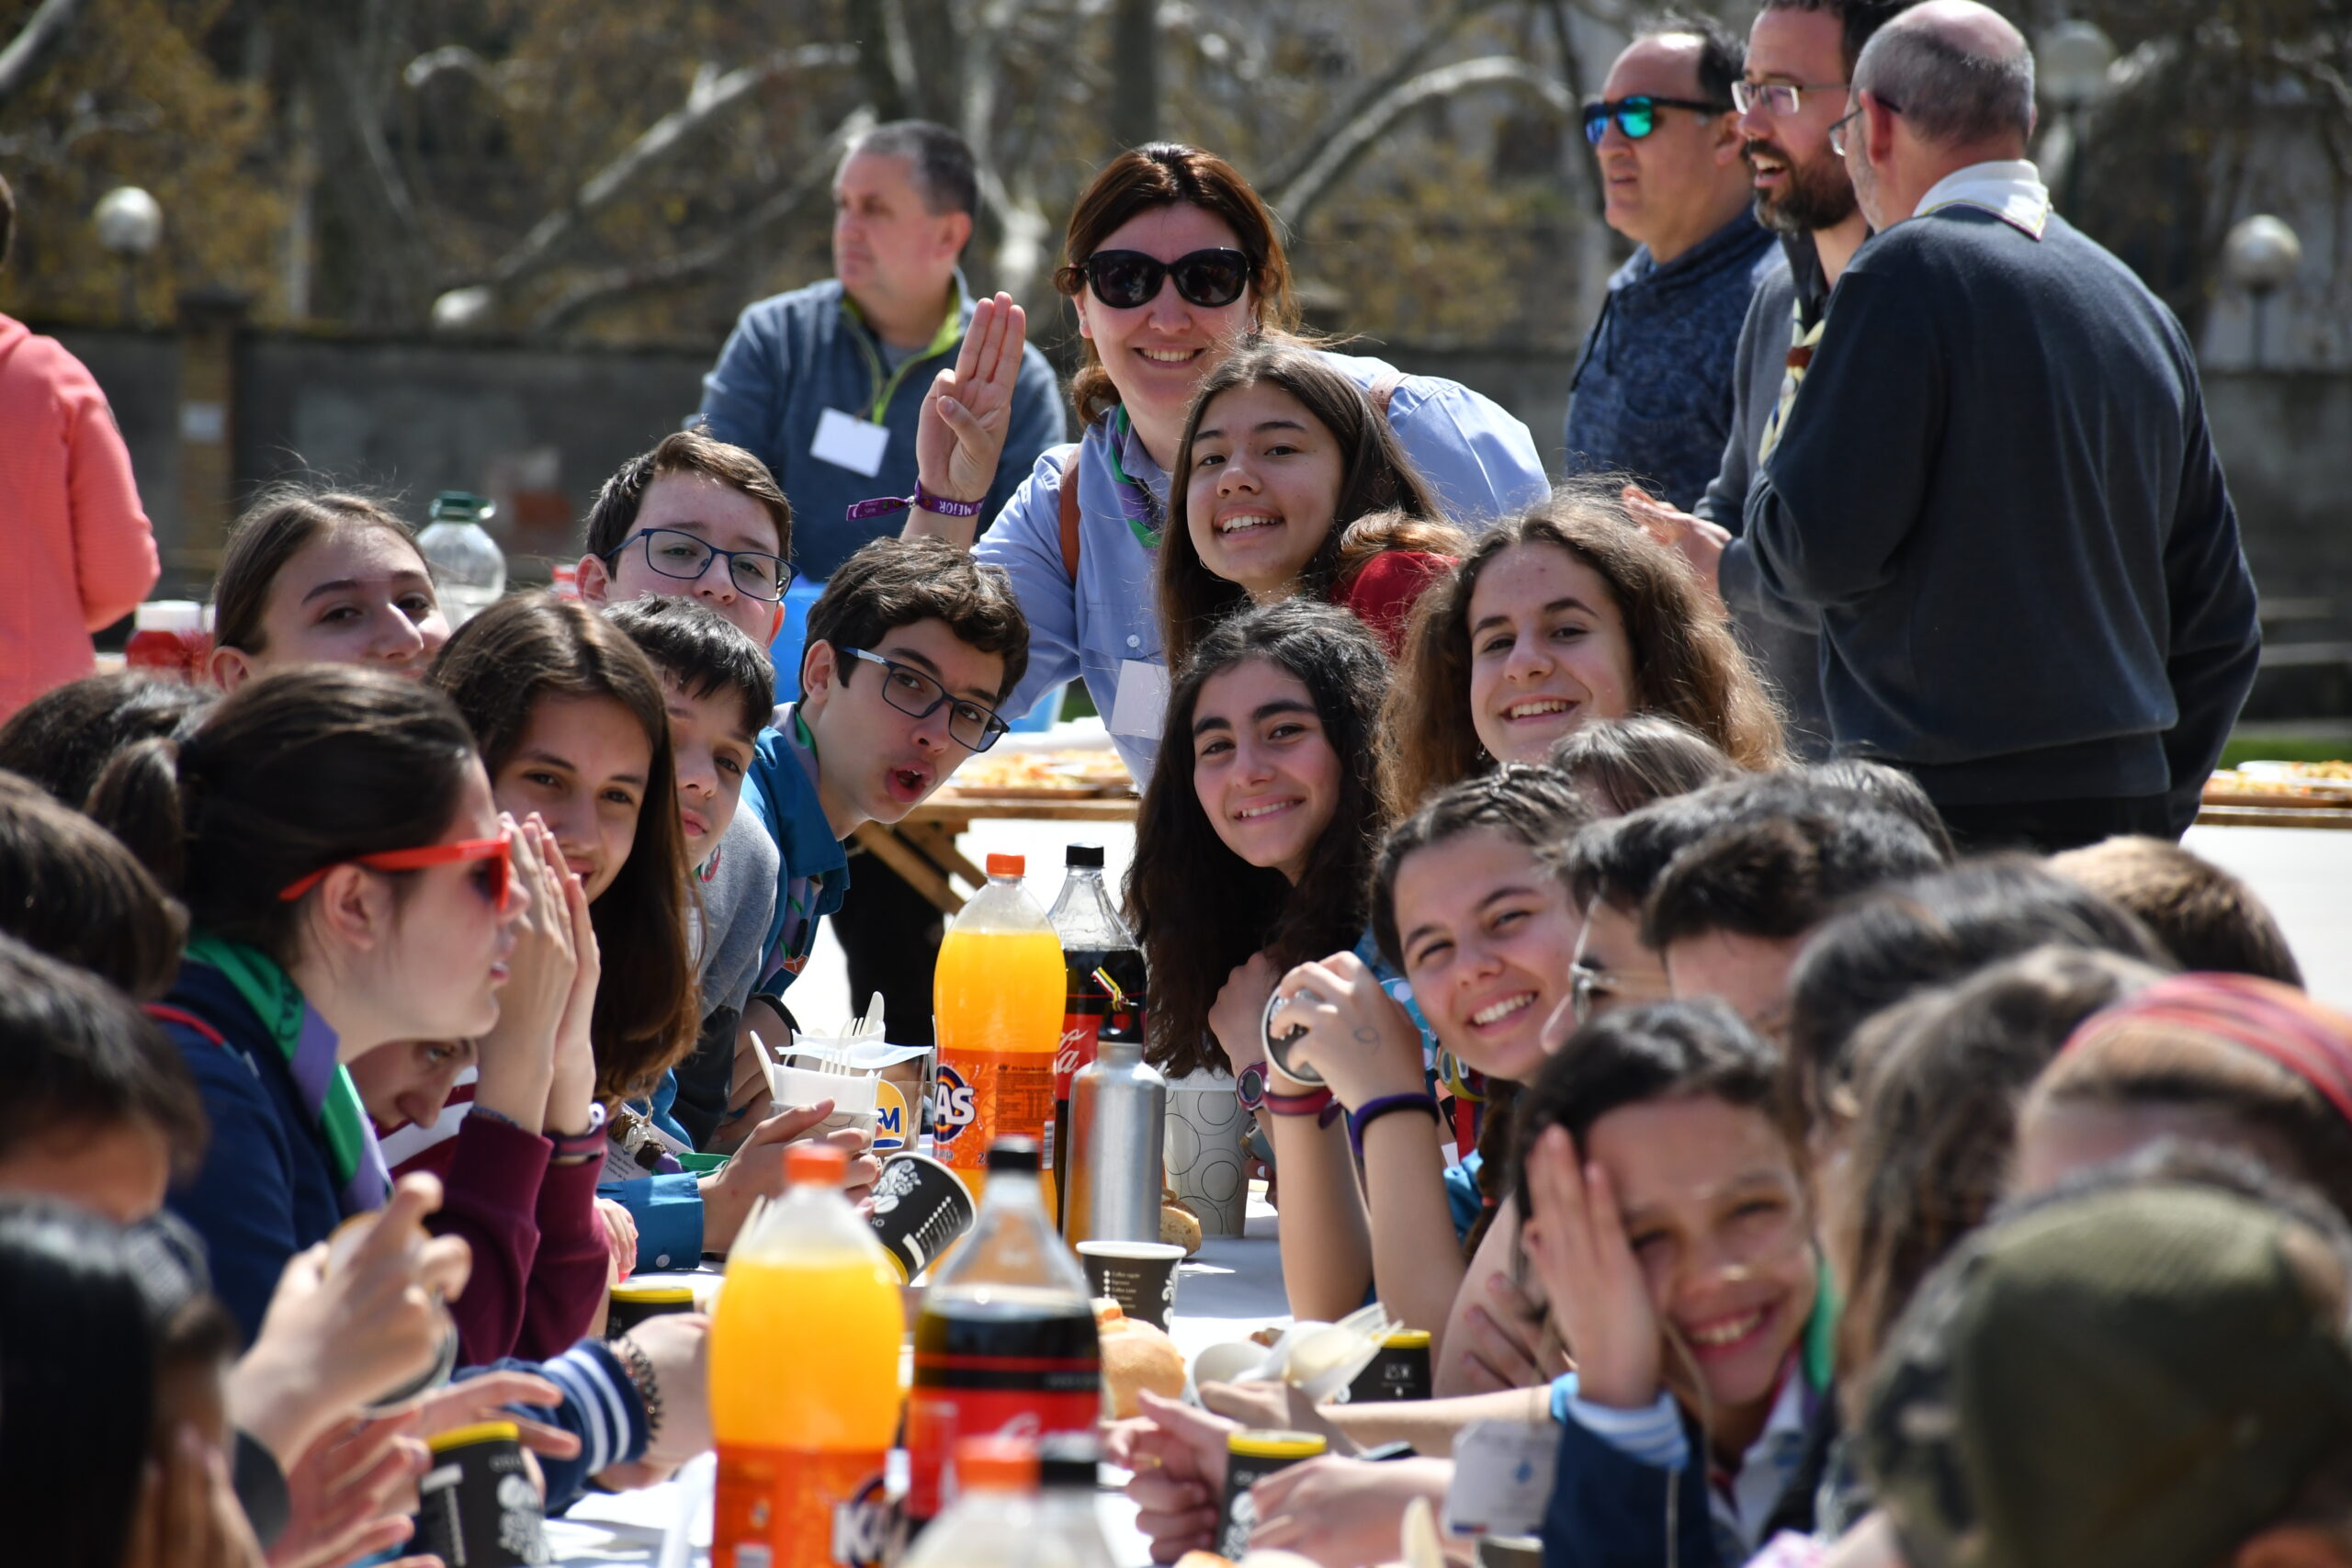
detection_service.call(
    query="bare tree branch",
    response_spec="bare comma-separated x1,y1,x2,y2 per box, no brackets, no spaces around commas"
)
0,0,81,105
1257,0,1515,198
486,42,857,293
1268,55,1577,233
531,107,876,333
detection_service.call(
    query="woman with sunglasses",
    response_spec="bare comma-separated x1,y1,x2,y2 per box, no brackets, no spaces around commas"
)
89,665,526,1339
899,142,1548,785
206,486,453,691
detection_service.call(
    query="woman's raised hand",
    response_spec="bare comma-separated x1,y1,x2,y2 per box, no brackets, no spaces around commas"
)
1519,1125,1661,1410
1264,951,1426,1110
912,292,1027,526
472,814,578,1127
1207,951,1283,1077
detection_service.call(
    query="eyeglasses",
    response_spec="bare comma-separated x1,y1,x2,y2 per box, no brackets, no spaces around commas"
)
1827,95,1898,157
278,828,516,911
607,528,795,603
1582,95,1728,145
1569,961,1676,1025
1080,248,1253,310
1730,80,1850,118
843,649,1011,752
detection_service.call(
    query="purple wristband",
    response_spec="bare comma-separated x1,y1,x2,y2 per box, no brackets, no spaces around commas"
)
1348,1092,1441,1160
844,482,985,522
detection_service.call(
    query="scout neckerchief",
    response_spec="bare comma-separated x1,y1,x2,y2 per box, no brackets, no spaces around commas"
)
1103,405,1170,550
184,932,390,1214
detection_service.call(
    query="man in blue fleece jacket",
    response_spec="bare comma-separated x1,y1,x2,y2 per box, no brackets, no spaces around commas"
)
1658,1,2258,851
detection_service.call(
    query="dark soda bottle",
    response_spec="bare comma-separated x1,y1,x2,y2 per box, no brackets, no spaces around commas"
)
904,1138,1101,1528
1046,844,1146,1230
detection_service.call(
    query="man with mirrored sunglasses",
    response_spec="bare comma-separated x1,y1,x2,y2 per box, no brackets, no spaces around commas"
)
1563,13,1776,514
693,119,1064,582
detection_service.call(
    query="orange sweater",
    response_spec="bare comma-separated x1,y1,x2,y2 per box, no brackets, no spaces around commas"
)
0,315,160,719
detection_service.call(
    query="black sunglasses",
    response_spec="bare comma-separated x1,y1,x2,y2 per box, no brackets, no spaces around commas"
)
1080,248,1252,310
1582,94,1729,144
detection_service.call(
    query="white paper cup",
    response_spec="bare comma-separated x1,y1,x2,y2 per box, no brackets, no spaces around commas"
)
769,1062,880,1135
1163,1068,1249,1237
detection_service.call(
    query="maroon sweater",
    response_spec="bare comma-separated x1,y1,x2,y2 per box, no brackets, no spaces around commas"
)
378,1088,610,1363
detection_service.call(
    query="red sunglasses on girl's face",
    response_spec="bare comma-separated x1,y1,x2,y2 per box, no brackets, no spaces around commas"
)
277,829,517,912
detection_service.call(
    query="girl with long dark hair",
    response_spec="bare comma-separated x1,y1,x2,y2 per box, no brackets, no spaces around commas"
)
207,488,450,690
1160,339,1462,668
1386,485,1785,807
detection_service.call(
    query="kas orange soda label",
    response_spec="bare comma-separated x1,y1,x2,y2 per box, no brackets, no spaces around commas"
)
932,857,1065,1208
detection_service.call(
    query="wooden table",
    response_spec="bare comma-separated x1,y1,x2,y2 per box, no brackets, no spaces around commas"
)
2197,803,2352,831
854,792,1141,914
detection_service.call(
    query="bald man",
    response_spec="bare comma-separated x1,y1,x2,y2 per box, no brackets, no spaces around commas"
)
1656,0,2258,853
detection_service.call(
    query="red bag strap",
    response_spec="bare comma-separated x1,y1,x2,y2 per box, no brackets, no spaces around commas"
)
147,1002,230,1050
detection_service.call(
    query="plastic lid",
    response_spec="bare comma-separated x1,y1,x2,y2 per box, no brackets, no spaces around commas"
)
1383,1330,1433,1349
986,852,1024,877
985,1135,1042,1173
1037,1432,1100,1490
609,1283,696,1305
951,1434,1039,1494
430,491,494,523
1063,843,1105,869
134,600,203,632
786,1142,849,1184
1227,1430,1329,1461
427,1421,520,1454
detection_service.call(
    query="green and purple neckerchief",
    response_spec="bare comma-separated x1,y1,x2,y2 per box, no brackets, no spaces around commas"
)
185,933,391,1216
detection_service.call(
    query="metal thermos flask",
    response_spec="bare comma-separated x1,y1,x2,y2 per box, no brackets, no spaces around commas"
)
1061,1037,1166,1243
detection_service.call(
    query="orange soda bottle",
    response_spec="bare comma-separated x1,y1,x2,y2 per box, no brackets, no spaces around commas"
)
932,853,1066,1207
709,1143,904,1568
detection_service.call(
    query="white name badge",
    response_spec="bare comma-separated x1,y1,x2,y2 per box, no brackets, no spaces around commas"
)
813,408,889,478
1443,1419,1561,1539
1108,658,1170,739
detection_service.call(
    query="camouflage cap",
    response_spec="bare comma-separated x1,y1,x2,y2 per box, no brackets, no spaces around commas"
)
1859,1180,2352,1568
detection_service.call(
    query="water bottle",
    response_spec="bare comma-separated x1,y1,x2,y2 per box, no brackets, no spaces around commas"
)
416,491,506,626
1062,1032,1166,1245
1047,844,1147,1227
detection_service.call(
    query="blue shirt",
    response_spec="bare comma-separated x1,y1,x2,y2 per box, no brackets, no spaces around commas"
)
696,276,1067,578
971,351,1551,786
741,702,851,1001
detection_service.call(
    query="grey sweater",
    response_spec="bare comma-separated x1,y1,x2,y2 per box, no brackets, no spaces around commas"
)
1700,241,1833,760
1736,206,2259,830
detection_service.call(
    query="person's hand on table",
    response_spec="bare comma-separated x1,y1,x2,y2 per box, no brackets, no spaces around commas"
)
1207,952,1282,1079
125,1423,268,1568
1105,1389,1238,1563
1198,1379,1346,1450
266,1414,429,1568
698,1100,842,1252
594,1313,714,1490
1264,951,1426,1111
1623,484,1730,609
1451,1268,1566,1393
228,1174,473,1467
1246,1454,1453,1565
1519,1124,1659,1410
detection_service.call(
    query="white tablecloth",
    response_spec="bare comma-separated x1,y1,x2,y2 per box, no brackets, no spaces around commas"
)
549,1200,1289,1567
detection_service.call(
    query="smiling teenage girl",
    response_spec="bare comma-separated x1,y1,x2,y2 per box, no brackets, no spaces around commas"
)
89,666,522,1339
901,143,1546,784
207,489,452,691
1387,486,1784,807
1161,340,1463,668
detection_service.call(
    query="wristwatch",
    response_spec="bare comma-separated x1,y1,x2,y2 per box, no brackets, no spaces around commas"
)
1236,1062,1268,1111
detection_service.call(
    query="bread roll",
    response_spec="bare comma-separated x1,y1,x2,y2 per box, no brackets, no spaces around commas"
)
1100,1314,1187,1417
1173,1554,1235,1568
1161,1201,1203,1255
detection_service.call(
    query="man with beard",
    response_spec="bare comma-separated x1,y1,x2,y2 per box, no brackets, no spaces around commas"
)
1648,1,2259,852
1562,13,1777,511
1625,0,1911,760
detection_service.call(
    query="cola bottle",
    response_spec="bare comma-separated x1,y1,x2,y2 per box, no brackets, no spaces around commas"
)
1046,844,1146,1229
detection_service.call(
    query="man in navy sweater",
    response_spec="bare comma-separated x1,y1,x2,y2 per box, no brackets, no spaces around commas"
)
1654,0,2258,852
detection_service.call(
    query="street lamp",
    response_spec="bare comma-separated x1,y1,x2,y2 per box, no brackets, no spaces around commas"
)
94,186,163,325
2223,215,2303,369
2037,19,2116,220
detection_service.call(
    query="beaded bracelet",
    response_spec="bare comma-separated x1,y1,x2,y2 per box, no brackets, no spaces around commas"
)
612,1334,663,1449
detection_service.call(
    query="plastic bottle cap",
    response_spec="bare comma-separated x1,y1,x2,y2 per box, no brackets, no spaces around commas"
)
1064,843,1104,869
985,1136,1042,1173
786,1142,849,1184
951,1434,1039,1494
986,852,1024,877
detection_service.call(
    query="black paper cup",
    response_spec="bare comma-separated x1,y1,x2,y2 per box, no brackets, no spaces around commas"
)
411,1422,546,1568
867,1152,977,1282
1077,1240,1186,1331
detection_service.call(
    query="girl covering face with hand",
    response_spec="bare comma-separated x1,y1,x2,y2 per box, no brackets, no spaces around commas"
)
208,490,450,691
1387,487,1785,807
1162,340,1463,668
